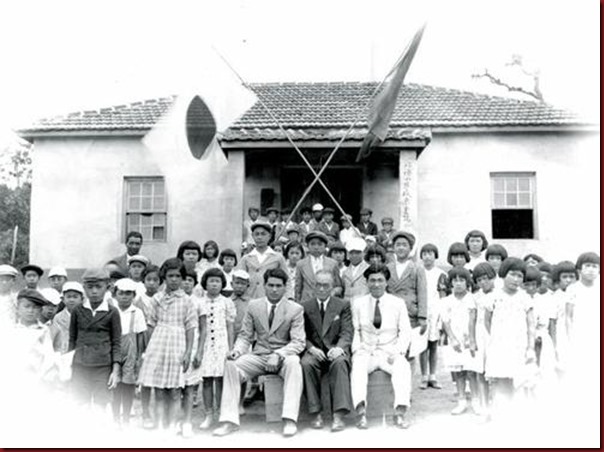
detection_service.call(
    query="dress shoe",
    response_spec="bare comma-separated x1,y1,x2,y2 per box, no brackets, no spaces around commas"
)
310,413,324,429
355,403,368,429
282,419,298,437
331,412,346,432
428,379,442,389
394,406,410,429
212,422,239,437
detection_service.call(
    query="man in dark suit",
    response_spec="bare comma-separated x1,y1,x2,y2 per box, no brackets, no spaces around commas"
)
357,208,379,238
301,270,353,431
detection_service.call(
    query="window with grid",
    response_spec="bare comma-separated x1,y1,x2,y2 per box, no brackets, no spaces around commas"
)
491,173,536,239
125,177,167,242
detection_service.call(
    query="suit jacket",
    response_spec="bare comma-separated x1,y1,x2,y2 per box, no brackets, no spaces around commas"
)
302,296,352,356
386,260,428,327
342,261,370,303
295,256,343,303
233,297,305,358
351,293,411,356
69,304,122,367
357,221,378,237
317,220,340,241
238,250,289,300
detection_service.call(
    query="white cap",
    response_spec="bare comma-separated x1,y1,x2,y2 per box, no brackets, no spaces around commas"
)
127,255,150,266
0,264,19,278
312,203,324,212
232,269,250,281
48,266,67,278
346,237,367,252
62,281,85,296
39,288,62,306
114,278,139,292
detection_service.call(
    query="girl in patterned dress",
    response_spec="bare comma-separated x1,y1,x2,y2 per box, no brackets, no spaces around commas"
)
195,240,221,290
138,258,197,434
198,268,236,430
484,258,536,410
179,269,205,438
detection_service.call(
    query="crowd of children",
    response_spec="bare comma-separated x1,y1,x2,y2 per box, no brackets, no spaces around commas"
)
0,204,599,437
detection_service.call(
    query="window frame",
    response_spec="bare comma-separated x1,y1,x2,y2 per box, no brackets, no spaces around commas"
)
123,176,167,243
490,172,538,240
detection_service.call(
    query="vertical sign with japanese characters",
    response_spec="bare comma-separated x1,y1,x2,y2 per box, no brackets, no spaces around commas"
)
398,150,417,235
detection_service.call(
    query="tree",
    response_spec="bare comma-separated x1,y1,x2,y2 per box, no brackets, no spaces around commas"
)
472,54,544,102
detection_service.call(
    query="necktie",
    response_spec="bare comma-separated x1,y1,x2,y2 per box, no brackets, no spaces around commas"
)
373,299,382,329
320,300,326,320
268,303,276,328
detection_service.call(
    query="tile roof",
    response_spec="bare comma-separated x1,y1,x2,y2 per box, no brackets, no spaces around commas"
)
17,82,588,142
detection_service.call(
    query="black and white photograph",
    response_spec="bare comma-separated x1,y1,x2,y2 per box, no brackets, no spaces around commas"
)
0,0,599,447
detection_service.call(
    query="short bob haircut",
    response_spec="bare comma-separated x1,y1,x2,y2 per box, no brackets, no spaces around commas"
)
176,240,203,262
159,258,187,282
284,241,305,259
473,262,497,283
363,263,391,281
523,253,544,264
552,261,578,283
537,262,553,275
447,242,470,265
142,264,160,280
524,266,542,284
184,268,199,285
201,267,226,290
464,230,488,251
498,257,527,279
420,243,439,260
576,252,600,270
328,242,347,258
263,267,289,285
486,244,508,261
364,244,387,264
218,248,238,267
203,240,220,259
447,266,473,288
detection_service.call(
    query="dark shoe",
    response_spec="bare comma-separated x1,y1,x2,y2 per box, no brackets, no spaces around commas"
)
212,422,239,437
419,380,429,390
331,412,346,432
394,405,410,429
355,402,368,429
310,413,324,429
282,419,297,437
428,380,442,389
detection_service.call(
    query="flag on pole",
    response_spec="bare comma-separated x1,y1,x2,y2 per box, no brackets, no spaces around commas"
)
356,23,426,162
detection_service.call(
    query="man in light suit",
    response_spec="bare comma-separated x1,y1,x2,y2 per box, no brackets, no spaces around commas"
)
295,231,343,303
213,268,305,437
301,270,353,432
341,237,369,303
350,263,412,429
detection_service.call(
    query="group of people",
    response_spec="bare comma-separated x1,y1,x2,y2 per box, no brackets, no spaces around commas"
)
1,204,599,439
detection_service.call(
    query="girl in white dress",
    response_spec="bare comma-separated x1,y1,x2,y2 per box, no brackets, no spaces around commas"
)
464,230,488,272
550,261,578,373
485,244,508,290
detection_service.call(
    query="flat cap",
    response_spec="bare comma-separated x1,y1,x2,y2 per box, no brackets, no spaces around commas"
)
62,281,85,296
232,269,250,281
127,255,150,266
115,278,139,292
16,288,49,306
391,231,416,249
323,207,335,214
359,207,372,215
346,237,367,252
82,267,110,282
305,231,329,244
48,266,68,278
312,203,324,212
40,288,62,306
0,264,19,278
21,264,44,277
250,220,273,233
266,206,280,214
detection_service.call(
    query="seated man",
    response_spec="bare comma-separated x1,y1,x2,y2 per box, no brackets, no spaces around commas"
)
350,263,412,429
213,268,305,437
301,270,353,432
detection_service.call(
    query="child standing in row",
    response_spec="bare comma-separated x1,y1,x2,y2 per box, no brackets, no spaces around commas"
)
137,258,197,433
219,249,238,297
441,267,481,414
484,258,535,410
284,241,304,301
112,278,147,426
198,268,236,430
50,282,85,354
464,230,488,271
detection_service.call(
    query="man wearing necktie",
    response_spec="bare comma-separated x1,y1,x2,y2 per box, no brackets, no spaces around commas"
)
213,268,305,437
350,263,412,429
300,270,353,432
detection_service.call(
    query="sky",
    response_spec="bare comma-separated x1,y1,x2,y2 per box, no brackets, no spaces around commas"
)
0,0,599,138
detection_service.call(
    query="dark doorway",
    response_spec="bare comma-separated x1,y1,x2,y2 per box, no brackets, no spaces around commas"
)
281,166,363,223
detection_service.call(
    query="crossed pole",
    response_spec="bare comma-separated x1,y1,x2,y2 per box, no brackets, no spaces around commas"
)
214,48,401,244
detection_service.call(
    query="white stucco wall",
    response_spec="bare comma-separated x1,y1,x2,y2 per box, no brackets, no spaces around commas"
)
416,131,600,264
30,136,244,269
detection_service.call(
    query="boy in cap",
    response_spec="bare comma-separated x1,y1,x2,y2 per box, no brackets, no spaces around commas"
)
127,254,149,297
50,282,85,354
286,223,301,245
377,217,395,250
48,266,68,293
298,206,314,239
357,208,378,238
243,207,260,244
0,264,19,325
341,237,369,303
309,203,324,232
317,207,340,242
39,288,61,325
21,264,44,290
69,268,121,409
339,214,361,247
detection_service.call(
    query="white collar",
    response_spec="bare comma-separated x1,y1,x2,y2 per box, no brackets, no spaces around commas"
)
117,303,137,314
83,298,110,313
317,297,330,307
250,247,276,258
